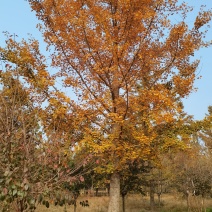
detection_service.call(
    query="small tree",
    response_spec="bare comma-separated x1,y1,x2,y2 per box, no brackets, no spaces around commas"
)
120,160,150,212
0,70,47,211
0,64,88,211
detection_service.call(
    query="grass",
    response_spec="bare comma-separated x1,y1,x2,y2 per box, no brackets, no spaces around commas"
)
36,193,212,212
2,193,212,211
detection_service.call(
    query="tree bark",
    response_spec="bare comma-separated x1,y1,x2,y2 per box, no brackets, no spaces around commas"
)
95,188,99,196
122,194,126,212
74,202,77,212
150,180,155,211
202,194,206,212
157,193,161,208
108,172,120,212
186,192,190,212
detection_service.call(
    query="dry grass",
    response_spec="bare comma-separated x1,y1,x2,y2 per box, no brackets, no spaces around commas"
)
36,193,212,212
37,196,109,212
3,193,212,211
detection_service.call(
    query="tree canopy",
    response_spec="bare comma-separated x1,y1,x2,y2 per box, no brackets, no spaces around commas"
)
0,0,211,211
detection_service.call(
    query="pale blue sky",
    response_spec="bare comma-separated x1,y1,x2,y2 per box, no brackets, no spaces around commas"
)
0,0,212,120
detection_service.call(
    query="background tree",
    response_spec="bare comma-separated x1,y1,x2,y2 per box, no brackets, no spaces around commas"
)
120,159,150,212
170,148,212,212
199,106,212,154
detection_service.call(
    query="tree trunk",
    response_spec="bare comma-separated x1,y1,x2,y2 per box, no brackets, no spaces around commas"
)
186,192,190,212
17,199,24,212
150,181,155,211
107,186,110,196
95,188,99,196
74,202,77,212
122,194,126,212
108,172,120,212
73,195,78,212
157,172,162,208
202,194,206,212
157,193,161,208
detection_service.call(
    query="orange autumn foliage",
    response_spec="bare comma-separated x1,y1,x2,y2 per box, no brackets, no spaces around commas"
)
24,0,211,170
1,1,212,211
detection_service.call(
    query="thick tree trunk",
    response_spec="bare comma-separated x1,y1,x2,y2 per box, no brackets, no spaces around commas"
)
108,172,120,212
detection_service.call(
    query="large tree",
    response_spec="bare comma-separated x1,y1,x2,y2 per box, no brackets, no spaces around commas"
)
2,0,212,211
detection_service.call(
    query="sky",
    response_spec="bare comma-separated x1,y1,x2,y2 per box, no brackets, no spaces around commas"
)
0,0,212,120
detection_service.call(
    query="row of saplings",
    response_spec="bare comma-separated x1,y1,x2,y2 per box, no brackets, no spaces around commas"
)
0,181,89,212
0,190,89,212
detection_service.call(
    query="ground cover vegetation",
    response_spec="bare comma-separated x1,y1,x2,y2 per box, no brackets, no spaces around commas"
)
0,0,212,211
